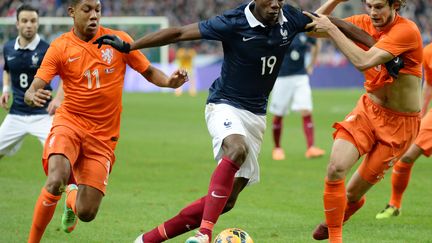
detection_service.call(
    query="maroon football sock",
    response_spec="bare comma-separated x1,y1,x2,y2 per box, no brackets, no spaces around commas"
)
143,197,206,242
303,114,314,148
272,116,283,148
199,157,240,240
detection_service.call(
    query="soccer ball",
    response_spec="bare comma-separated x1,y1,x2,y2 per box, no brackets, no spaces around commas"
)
213,228,254,243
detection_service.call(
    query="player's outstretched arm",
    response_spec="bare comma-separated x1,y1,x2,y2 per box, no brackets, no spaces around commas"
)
46,79,64,115
94,23,201,52
142,65,188,88
304,12,400,73
24,77,52,108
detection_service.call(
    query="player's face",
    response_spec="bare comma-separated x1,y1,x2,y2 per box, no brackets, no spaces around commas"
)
69,0,101,41
16,11,39,41
253,0,284,26
364,0,397,29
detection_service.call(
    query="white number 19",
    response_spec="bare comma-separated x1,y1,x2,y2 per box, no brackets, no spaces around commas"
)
261,56,277,75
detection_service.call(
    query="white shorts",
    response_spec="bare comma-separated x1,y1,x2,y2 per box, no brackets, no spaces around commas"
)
269,74,312,116
0,114,53,156
205,103,266,185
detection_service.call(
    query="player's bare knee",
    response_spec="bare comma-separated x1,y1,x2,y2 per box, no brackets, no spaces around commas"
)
225,143,248,165
76,207,98,222
326,162,346,179
44,175,68,195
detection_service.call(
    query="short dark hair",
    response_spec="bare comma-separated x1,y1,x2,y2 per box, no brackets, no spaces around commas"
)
361,0,406,11
16,4,39,21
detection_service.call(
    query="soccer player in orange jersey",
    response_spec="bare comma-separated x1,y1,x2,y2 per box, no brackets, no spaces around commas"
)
303,0,423,242
24,1,188,242
375,42,432,219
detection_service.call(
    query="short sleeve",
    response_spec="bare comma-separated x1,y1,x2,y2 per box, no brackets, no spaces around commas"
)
198,15,232,41
374,24,420,57
283,5,313,32
119,32,150,74
35,43,61,83
3,46,9,72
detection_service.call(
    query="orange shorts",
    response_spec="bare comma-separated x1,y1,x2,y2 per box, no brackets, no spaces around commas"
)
333,94,420,184
42,125,116,194
414,109,432,157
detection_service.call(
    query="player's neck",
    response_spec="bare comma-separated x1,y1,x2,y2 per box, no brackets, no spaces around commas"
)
73,29,94,42
18,35,35,48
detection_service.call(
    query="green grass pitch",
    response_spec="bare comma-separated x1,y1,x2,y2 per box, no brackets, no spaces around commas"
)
0,89,431,242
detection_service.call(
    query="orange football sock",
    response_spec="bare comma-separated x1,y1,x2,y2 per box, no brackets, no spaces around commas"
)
389,161,414,208
66,188,77,214
28,187,61,243
323,178,346,243
343,196,365,223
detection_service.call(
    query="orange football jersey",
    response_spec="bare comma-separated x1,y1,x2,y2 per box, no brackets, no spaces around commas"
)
345,14,423,92
36,26,150,141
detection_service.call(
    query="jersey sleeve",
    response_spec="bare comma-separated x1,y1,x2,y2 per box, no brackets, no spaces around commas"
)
374,23,421,57
198,15,233,41
119,32,150,74
35,42,62,83
424,46,432,85
284,5,313,32
3,45,9,72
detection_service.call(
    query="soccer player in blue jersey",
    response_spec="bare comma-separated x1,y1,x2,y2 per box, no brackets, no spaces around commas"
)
0,4,63,160
94,1,395,242
269,32,325,160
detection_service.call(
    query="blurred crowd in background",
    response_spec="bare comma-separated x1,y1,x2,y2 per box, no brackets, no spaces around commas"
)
1,0,431,65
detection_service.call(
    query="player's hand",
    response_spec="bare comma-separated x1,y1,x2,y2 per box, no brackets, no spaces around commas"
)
93,35,131,53
24,89,52,108
303,12,335,33
0,92,10,111
384,56,404,78
46,96,61,115
167,69,189,88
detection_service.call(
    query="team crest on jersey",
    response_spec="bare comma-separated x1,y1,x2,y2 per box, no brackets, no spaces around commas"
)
280,27,288,40
31,53,39,67
101,48,114,64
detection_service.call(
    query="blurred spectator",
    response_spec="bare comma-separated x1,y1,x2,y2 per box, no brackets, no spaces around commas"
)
1,0,431,63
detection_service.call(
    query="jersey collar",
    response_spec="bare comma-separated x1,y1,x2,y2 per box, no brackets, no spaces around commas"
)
245,1,288,28
14,34,40,51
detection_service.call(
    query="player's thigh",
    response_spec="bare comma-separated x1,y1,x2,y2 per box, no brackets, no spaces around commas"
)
0,114,27,155
75,134,114,196
205,103,247,160
291,75,312,111
269,76,296,116
28,114,53,145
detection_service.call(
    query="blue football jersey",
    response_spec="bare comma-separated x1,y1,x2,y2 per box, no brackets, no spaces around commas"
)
199,2,312,114
3,35,52,115
279,32,317,76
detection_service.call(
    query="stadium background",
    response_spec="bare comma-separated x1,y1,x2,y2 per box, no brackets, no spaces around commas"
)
1,0,431,91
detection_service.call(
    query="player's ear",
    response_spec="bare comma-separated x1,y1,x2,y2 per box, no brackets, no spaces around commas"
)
68,6,75,18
